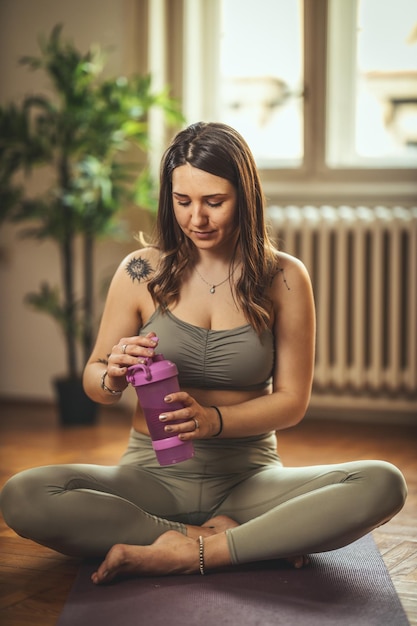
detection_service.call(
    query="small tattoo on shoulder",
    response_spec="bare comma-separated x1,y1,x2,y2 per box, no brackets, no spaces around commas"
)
125,256,153,283
278,267,290,290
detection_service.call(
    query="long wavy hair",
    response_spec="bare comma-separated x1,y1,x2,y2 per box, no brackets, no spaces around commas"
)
147,122,280,333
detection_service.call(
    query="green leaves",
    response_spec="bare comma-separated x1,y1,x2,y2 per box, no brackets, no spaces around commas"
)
1,23,183,234
21,24,103,103
1,24,184,376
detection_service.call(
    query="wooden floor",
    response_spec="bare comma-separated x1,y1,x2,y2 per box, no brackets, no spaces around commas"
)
0,400,416,626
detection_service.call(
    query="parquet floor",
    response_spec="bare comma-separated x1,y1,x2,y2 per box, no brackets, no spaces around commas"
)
0,400,416,625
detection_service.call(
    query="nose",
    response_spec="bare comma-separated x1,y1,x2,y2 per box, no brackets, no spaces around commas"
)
190,203,209,226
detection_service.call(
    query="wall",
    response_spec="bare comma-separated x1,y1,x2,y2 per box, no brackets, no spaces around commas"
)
0,0,150,409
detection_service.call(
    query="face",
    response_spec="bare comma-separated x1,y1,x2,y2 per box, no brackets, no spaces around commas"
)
172,164,238,251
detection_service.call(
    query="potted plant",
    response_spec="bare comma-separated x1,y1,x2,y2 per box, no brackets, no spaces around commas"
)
0,24,183,425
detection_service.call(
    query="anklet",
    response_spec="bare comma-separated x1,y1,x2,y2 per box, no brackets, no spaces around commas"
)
198,536,205,575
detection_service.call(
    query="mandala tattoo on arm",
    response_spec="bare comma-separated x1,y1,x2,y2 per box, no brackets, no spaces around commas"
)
126,256,153,283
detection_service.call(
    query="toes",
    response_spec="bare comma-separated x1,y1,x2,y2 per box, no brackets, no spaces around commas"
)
286,554,310,569
91,544,127,585
91,568,109,585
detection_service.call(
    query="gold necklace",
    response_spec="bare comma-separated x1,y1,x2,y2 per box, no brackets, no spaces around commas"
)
194,265,235,294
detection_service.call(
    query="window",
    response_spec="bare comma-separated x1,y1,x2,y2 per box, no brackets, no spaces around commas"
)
218,0,303,168
327,0,417,168
179,0,417,203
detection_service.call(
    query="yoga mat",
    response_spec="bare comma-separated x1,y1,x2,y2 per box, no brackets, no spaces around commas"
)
56,534,409,626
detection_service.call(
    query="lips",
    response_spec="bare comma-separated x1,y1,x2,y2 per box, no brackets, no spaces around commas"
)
193,230,216,238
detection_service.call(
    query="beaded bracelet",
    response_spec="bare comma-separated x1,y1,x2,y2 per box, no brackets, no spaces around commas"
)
211,405,223,437
198,535,205,575
100,370,123,396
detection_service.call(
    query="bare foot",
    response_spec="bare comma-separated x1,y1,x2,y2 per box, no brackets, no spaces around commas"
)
287,554,310,568
90,521,309,585
186,515,240,539
202,515,240,533
91,531,199,585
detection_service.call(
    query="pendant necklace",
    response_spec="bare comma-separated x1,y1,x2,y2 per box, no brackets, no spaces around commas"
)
194,265,235,294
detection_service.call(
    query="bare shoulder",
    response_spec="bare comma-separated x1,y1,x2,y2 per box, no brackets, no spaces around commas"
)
270,251,315,333
117,246,161,284
273,251,312,293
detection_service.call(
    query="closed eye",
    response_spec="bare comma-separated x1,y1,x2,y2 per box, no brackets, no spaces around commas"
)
173,193,227,208
175,199,223,208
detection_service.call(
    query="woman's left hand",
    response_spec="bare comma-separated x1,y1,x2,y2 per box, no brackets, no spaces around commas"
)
158,393,221,439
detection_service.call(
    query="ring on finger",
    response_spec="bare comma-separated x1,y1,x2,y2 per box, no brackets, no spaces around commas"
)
121,344,127,354
192,418,199,431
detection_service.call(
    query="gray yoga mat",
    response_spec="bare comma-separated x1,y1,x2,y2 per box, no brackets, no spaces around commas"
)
56,534,409,626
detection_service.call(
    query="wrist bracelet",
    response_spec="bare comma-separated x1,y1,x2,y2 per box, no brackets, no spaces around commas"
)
198,535,205,575
100,370,123,396
211,405,223,437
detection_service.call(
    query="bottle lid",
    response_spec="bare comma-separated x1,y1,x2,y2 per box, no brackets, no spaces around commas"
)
126,353,179,386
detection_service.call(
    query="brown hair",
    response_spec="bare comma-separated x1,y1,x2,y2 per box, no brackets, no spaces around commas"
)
148,122,279,333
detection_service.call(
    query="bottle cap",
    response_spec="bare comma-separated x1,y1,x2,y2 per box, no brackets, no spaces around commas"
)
126,353,179,386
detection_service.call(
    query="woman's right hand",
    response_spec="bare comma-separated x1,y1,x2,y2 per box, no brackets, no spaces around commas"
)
105,332,159,384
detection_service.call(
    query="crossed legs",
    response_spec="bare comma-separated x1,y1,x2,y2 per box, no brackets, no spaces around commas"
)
1,458,407,583
91,459,407,583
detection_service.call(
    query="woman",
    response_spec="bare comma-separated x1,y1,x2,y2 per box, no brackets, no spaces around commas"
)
1,122,407,584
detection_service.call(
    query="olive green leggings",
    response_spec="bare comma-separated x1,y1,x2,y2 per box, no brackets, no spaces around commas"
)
0,430,407,563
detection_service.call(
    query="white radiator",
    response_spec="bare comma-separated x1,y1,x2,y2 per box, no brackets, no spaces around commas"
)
268,205,417,421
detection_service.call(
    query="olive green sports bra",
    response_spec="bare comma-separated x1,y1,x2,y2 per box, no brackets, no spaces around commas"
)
140,308,274,391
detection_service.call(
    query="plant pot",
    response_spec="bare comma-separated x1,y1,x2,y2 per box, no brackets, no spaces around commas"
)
53,377,98,426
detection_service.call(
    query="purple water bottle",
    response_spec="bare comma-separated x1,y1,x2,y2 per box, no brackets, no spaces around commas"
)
126,353,194,465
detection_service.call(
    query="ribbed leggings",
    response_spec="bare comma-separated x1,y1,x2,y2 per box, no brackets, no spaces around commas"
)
0,429,407,564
